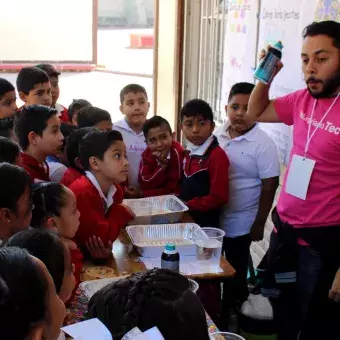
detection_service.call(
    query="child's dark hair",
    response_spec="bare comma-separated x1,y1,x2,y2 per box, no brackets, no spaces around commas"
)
35,63,61,78
68,99,92,122
79,129,123,171
7,229,65,294
16,66,50,94
66,127,94,170
60,122,77,152
0,163,30,213
77,106,112,128
0,246,48,339
14,105,58,150
30,182,67,228
303,21,340,49
88,268,210,340
0,117,14,138
120,84,148,104
0,78,15,99
142,116,172,138
228,82,255,102
0,137,20,164
180,99,214,123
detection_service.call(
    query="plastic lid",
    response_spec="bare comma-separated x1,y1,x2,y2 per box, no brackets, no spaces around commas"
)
165,243,176,251
274,41,283,50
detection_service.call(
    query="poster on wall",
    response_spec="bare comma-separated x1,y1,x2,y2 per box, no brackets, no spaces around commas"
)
257,0,340,164
220,0,259,114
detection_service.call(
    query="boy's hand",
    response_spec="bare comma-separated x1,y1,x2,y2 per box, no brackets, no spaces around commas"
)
86,236,113,259
125,186,143,198
329,268,340,302
120,204,136,218
152,151,168,168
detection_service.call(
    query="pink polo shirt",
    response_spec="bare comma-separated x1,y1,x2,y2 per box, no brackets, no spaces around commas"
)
275,89,340,228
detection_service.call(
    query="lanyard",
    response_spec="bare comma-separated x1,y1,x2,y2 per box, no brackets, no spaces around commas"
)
305,93,340,156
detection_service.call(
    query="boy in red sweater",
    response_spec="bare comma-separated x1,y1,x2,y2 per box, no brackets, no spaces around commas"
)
61,127,94,187
69,129,134,259
179,99,229,228
138,116,184,197
15,105,64,182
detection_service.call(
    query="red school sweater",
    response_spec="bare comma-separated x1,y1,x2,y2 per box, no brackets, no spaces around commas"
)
69,176,134,248
61,168,83,187
21,152,50,182
138,141,184,197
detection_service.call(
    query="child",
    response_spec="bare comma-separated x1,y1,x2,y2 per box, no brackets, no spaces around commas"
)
68,98,92,126
0,78,17,118
7,229,76,304
113,84,150,188
69,130,134,258
29,182,82,295
0,163,32,243
47,123,77,182
0,136,22,165
215,82,280,309
36,64,68,122
77,106,113,131
15,105,64,182
0,117,17,142
179,99,229,228
61,127,94,187
138,116,184,197
88,268,210,340
0,247,66,340
16,66,52,107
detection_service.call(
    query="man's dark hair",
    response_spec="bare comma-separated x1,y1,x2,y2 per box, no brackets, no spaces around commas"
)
14,105,58,150
0,163,30,214
303,21,340,49
79,130,123,171
66,127,94,170
35,64,60,78
120,84,148,104
0,78,15,99
0,137,20,164
16,67,50,94
143,116,172,138
68,99,92,122
0,117,14,138
228,82,255,102
180,99,214,123
77,106,112,128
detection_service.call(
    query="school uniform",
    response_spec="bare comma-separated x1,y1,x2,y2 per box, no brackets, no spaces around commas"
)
179,135,229,227
113,118,146,188
46,156,67,182
69,171,134,249
61,167,83,187
21,152,50,182
139,141,184,197
55,103,69,122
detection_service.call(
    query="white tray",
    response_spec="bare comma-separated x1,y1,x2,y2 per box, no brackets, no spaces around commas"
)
126,223,199,257
123,195,188,225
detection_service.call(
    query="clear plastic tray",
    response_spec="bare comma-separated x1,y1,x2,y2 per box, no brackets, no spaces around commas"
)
126,223,199,257
123,195,188,225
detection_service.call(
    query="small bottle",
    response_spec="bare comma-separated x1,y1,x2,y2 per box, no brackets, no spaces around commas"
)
254,41,283,84
161,243,180,272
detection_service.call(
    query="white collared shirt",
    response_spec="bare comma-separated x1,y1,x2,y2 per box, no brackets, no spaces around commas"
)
113,118,147,187
85,171,117,210
186,134,214,156
55,103,65,118
215,120,280,237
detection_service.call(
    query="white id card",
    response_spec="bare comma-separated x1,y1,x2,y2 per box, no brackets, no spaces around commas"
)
285,154,315,200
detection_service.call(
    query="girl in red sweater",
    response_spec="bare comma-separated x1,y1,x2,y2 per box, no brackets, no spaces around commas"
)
30,182,82,302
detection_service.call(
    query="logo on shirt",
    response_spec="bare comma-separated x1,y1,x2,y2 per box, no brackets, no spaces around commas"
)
129,144,146,152
300,112,340,135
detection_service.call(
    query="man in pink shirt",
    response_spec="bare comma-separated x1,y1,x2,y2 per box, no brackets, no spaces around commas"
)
248,21,340,339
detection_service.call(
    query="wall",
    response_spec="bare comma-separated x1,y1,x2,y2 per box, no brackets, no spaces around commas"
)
0,0,93,62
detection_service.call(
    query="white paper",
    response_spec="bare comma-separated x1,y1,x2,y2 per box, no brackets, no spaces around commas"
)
61,318,112,340
285,154,315,200
140,256,223,275
132,327,165,340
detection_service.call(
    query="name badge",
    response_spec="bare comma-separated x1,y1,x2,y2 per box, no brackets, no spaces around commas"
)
285,154,315,200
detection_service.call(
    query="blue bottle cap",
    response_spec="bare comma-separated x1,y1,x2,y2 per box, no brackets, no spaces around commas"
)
165,243,176,251
274,41,283,50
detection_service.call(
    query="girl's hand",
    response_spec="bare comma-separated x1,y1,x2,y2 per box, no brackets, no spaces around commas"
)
86,236,113,259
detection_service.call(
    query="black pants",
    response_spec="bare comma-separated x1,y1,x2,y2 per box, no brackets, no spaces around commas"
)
222,234,251,309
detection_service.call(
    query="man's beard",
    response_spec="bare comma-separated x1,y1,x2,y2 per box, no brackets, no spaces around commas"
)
306,69,340,99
